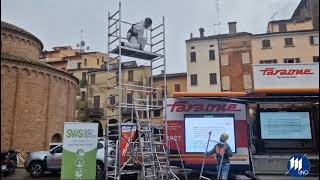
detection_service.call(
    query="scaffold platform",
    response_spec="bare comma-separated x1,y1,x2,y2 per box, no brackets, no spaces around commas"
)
110,46,162,60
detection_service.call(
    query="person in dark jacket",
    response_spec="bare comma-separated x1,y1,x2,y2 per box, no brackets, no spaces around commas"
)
207,133,232,180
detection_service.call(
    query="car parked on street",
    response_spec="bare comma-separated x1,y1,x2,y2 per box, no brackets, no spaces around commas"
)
24,138,115,178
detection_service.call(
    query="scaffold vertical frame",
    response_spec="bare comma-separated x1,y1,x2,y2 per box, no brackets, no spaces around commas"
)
105,2,169,179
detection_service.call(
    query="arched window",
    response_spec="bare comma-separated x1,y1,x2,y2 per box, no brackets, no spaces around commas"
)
51,133,62,143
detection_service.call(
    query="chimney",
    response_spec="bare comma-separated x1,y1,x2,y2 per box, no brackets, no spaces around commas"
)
190,33,193,39
228,22,237,34
199,28,204,38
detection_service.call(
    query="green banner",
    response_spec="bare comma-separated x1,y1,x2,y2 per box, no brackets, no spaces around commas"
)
61,122,98,180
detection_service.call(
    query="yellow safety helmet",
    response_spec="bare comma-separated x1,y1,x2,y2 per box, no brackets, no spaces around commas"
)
220,133,229,141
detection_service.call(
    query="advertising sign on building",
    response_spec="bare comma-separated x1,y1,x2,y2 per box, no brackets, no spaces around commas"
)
253,63,319,89
61,122,98,180
166,98,249,167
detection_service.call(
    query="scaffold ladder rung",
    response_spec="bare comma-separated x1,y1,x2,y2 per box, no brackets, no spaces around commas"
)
151,24,163,31
152,64,164,70
108,37,119,45
107,56,119,63
107,75,117,80
151,56,163,62
153,48,164,54
109,10,119,19
107,144,117,148
107,134,120,137
109,19,119,28
107,84,118,89
106,164,116,168
151,40,163,47
109,28,119,37
151,32,163,39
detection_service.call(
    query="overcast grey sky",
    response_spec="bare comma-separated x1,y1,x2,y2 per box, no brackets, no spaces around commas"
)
1,0,300,73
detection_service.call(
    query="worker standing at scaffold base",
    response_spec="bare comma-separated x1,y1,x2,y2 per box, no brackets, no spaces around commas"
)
207,133,233,180
123,17,152,50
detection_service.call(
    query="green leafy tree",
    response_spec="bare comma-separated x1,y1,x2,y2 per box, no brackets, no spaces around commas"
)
76,100,89,122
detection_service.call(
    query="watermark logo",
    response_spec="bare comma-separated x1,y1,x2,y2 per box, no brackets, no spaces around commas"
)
285,154,310,177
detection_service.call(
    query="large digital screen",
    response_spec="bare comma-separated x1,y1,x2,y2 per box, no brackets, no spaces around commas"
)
184,114,236,153
260,112,312,139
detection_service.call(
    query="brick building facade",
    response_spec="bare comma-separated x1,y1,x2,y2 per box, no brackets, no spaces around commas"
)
219,23,253,92
1,21,78,157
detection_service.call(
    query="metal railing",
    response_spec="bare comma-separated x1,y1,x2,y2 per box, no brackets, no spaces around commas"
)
79,79,87,87
87,108,104,117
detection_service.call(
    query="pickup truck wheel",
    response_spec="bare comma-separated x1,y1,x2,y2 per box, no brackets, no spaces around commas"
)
29,161,45,178
96,161,104,178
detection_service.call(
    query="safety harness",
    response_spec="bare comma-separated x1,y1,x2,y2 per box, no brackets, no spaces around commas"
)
127,24,138,41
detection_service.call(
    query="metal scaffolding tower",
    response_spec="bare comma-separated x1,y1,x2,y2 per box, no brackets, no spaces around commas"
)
105,2,169,179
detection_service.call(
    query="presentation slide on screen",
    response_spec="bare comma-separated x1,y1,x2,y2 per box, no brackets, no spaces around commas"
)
185,114,236,153
260,112,312,139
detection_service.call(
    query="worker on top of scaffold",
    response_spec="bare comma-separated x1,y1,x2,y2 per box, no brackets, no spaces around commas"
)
122,17,152,50
207,133,233,180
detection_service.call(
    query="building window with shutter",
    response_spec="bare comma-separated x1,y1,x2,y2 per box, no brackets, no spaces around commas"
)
284,38,294,47
153,110,161,117
116,71,119,83
161,86,168,98
190,74,197,86
77,63,81,69
221,54,229,66
262,39,271,48
82,72,87,81
90,74,96,84
243,74,252,90
94,96,100,108
127,93,133,104
175,84,181,92
161,86,165,97
222,76,230,91
279,23,287,32
209,73,217,85
97,58,99,65
241,52,250,64
190,52,196,62
259,59,277,64
110,95,115,105
84,58,87,66
209,50,215,60
310,35,319,45
284,58,300,63
313,56,319,62
128,70,133,81
81,91,86,101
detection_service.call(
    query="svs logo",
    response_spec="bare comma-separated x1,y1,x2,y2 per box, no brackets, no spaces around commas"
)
66,129,84,138
66,129,97,138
